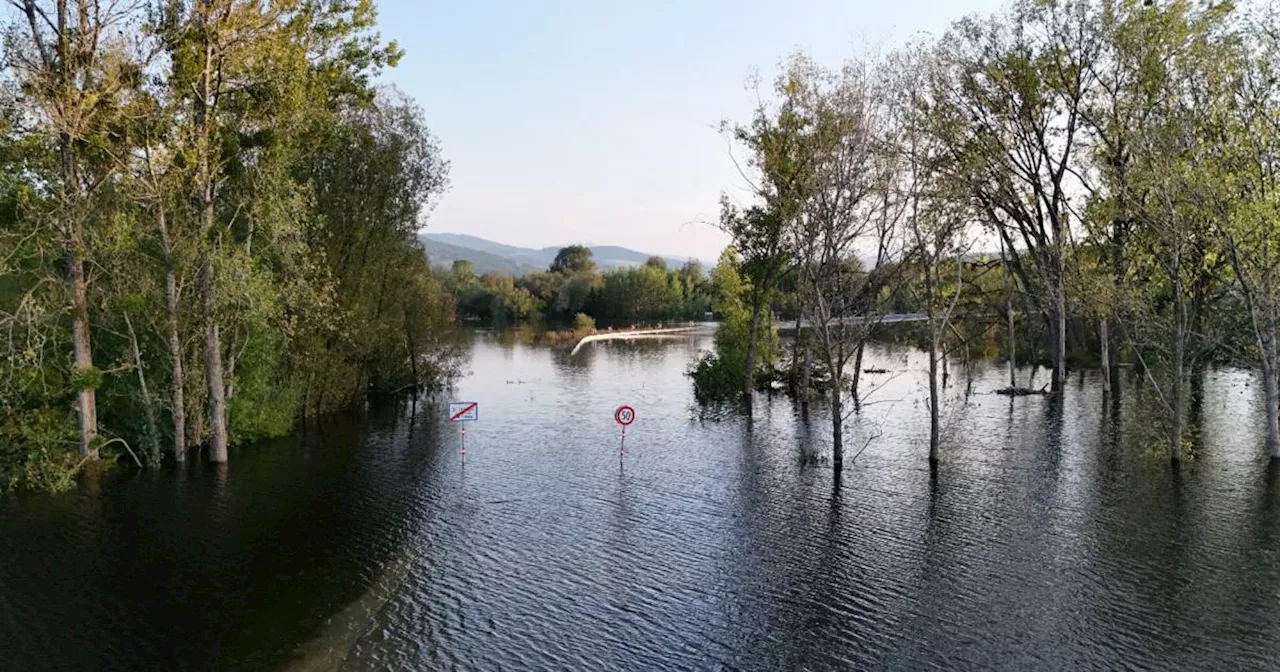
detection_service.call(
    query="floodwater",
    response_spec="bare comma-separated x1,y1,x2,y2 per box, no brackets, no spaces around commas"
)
3,332,1280,671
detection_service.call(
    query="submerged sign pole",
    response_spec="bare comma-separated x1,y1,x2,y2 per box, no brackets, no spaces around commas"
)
448,401,478,457
614,405,636,458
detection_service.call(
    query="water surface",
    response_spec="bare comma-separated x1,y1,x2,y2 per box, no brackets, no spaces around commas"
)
3,332,1280,670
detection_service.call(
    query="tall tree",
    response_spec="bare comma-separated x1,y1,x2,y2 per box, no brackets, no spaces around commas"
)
4,0,140,458
931,0,1100,392
785,54,897,471
721,61,815,403
1119,0,1238,463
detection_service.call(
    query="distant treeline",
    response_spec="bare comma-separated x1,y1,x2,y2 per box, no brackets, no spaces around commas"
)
442,245,713,328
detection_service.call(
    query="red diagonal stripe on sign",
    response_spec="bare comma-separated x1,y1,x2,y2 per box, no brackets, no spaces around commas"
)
450,402,477,421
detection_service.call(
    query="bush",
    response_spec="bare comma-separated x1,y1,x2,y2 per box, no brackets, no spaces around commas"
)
688,305,777,403
689,352,743,402
573,313,595,334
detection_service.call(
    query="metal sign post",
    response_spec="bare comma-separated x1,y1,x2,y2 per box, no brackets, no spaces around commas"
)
448,402,479,457
614,405,636,458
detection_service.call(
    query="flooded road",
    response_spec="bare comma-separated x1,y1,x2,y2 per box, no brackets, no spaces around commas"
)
3,332,1280,670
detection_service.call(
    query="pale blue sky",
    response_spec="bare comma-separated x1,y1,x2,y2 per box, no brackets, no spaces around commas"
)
377,0,1006,261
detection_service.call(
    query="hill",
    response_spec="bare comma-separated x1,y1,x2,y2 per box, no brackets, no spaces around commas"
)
418,233,699,275
417,235,540,276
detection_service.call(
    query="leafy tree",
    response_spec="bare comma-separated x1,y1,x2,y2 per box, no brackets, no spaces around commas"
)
549,245,595,274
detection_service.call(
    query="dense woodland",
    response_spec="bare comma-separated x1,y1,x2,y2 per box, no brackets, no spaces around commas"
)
0,0,457,491
703,0,1280,473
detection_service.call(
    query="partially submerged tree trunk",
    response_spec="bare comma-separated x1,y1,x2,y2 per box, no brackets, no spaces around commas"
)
789,315,802,393
1007,294,1017,388
70,236,98,458
1261,320,1280,460
1051,279,1066,392
850,341,865,409
743,298,763,403
1100,317,1111,396
158,205,186,462
202,262,229,463
831,340,844,473
1169,252,1186,465
800,333,812,407
167,270,186,461
195,19,228,463
124,312,160,463
928,328,940,465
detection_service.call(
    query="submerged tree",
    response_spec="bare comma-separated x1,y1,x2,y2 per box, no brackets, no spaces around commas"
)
4,0,143,459
930,0,1101,393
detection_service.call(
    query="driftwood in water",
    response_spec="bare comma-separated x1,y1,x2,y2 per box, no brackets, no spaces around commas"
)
995,385,1050,397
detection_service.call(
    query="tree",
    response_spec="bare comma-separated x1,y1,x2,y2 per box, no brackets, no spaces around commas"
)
1221,9,1280,460
891,42,971,465
643,256,667,270
4,0,141,459
549,245,595,274
160,0,401,461
300,91,451,412
721,60,816,403
784,53,899,471
1117,0,1238,463
930,0,1100,393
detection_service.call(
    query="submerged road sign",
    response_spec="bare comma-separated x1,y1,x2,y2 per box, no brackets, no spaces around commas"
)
449,401,478,422
615,405,635,426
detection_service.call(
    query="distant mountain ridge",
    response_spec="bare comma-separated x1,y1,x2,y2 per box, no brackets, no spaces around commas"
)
417,232,701,276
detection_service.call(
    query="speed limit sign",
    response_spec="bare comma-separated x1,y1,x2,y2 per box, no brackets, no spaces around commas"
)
614,405,636,426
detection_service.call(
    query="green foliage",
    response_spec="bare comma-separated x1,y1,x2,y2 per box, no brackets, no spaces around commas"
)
689,250,777,402
449,247,711,328
69,367,104,392
0,406,80,493
573,313,595,334
0,0,461,490
549,245,596,274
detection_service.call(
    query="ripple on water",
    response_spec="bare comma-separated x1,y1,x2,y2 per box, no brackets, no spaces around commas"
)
3,337,1280,671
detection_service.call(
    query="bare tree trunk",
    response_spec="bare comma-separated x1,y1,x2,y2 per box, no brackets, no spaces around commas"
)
70,242,98,459
1262,356,1280,460
202,262,229,463
1170,272,1185,464
789,315,802,393
800,328,812,406
1007,294,1017,388
166,266,186,462
158,206,186,463
929,330,940,465
831,359,843,474
743,299,763,403
925,261,940,464
1100,317,1111,396
124,311,160,463
1052,280,1066,392
195,7,227,463
1262,310,1280,460
1171,329,1185,464
850,341,865,409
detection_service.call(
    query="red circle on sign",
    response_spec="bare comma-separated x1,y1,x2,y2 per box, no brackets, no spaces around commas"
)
614,405,636,426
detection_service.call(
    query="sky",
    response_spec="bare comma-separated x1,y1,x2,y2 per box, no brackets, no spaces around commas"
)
376,0,1007,261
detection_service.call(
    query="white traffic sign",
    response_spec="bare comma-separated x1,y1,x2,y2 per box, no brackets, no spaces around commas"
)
448,401,478,422
615,405,635,426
